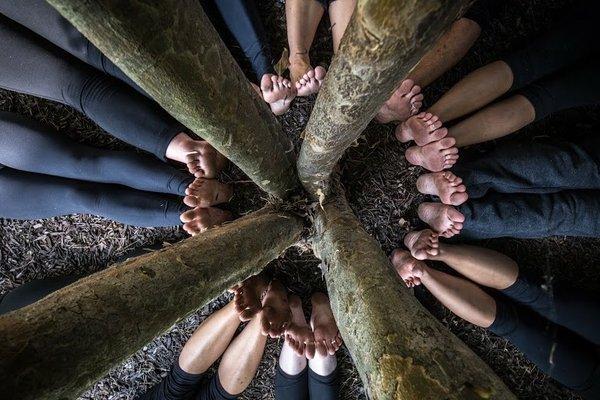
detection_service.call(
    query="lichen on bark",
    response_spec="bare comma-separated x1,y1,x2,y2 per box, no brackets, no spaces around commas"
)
0,208,304,400
311,179,515,400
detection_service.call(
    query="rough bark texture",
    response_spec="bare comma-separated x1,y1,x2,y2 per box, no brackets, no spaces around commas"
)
297,0,473,197
0,208,304,400
312,181,515,400
46,0,299,198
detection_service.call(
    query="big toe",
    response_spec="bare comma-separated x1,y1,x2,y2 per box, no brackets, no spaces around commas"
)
314,66,326,81
449,191,469,206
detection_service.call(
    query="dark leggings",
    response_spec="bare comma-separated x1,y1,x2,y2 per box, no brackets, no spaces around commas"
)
0,112,189,227
489,276,600,398
502,1,600,120
274,365,339,400
0,0,143,94
1,0,274,86
200,0,275,83
454,138,600,239
138,362,236,400
0,15,183,161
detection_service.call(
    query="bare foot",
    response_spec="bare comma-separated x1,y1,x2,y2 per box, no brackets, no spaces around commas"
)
166,133,227,178
418,202,465,238
416,171,468,206
260,74,297,116
396,112,447,146
376,79,423,123
405,136,458,172
403,229,439,260
261,280,292,338
230,272,270,321
310,293,342,357
183,178,233,208
180,207,232,236
290,57,326,97
391,249,426,288
285,295,316,359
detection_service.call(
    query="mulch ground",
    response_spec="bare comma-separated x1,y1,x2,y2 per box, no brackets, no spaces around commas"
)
1,0,598,399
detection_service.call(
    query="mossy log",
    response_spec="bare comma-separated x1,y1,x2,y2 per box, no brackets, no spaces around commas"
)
46,0,300,198
0,208,304,400
297,0,473,197
312,182,515,400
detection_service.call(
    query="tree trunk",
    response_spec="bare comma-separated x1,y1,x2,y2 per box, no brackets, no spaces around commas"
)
312,181,515,400
297,0,473,197
0,208,304,400
46,0,300,198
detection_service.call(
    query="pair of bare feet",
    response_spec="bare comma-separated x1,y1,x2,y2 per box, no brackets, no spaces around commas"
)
391,248,429,288
229,273,342,358
165,133,233,235
285,293,343,359
414,170,469,238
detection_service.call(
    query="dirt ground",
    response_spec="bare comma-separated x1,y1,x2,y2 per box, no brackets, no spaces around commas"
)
1,0,598,399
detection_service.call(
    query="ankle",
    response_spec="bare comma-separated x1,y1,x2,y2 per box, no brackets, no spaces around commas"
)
289,53,310,66
165,132,192,163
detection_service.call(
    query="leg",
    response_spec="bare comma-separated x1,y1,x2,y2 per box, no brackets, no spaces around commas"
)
216,312,268,396
0,0,143,93
428,1,599,124
408,238,600,344
0,16,225,173
0,275,80,315
179,301,241,375
448,61,600,147
391,251,600,397
451,138,600,198
139,301,241,400
286,0,326,96
456,190,600,239
275,295,310,400
328,0,356,54
0,111,194,196
307,354,339,400
427,60,514,123
408,17,481,88
446,94,535,147
0,167,187,227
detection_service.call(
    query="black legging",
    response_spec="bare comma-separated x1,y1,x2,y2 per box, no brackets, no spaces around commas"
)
0,112,189,227
454,138,600,239
200,0,275,83
490,275,600,398
0,0,275,87
0,14,184,161
502,0,600,120
0,0,143,94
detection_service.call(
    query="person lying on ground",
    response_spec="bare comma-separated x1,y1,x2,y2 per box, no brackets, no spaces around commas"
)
138,272,292,400
414,137,600,239
274,293,343,400
0,112,232,234
404,0,600,171
392,241,600,399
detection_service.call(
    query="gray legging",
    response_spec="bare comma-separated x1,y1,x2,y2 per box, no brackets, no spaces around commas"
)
0,112,190,227
453,138,600,239
0,14,183,161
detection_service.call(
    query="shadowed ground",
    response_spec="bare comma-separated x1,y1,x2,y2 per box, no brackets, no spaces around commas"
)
0,0,597,399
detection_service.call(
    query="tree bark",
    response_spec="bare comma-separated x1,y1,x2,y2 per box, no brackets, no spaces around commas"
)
312,181,515,400
46,0,300,198
0,208,304,400
297,0,473,197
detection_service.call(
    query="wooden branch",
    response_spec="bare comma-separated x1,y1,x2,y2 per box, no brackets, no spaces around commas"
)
312,182,515,399
0,208,304,400
46,0,300,198
297,0,473,197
